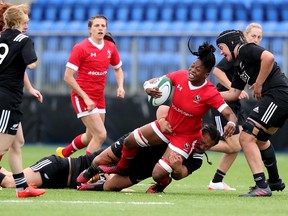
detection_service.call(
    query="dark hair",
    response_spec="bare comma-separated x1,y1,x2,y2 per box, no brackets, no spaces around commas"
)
188,39,216,72
104,32,115,44
88,14,108,28
202,124,220,146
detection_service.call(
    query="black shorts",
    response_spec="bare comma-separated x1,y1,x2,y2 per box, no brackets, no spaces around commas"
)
210,101,242,138
30,155,70,188
248,90,288,128
0,91,22,135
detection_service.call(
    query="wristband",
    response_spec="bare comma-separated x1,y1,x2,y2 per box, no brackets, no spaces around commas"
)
227,121,236,127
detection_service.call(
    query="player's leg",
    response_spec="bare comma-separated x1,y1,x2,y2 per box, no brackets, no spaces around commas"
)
77,133,129,184
7,124,45,197
23,168,43,188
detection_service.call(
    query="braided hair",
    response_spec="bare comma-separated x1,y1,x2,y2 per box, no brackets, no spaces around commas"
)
188,38,216,72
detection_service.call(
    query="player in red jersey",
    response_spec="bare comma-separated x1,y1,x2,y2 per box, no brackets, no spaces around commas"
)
56,15,125,157
91,41,237,190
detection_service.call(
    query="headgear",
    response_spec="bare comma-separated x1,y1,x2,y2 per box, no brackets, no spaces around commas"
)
216,30,244,59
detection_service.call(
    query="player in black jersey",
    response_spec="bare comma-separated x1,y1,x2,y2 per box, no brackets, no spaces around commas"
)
0,4,45,198
216,29,288,197
0,123,219,193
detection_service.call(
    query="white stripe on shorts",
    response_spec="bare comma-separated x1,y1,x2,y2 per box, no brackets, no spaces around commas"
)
0,110,10,133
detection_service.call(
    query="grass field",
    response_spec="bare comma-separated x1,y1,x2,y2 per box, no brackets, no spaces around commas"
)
0,145,287,216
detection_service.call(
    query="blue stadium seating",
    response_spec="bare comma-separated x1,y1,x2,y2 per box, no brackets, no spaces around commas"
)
30,3,43,21
87,7,101,19
73,4,87,21
60,37,75,51
115,5,130,21
265,3,279,21
234,3,248,21
175,4,189,21
160,5,174,21
59,5,72,22
145,4,159,22
219,3,234,21
101,4,115,21
250,2,265,21
189,3,203,21
44,4,58,21
204,3,218,21
130,4,145,21
280,2,288,21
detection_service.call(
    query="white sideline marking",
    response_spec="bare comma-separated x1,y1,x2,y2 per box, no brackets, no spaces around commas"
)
0,200,174,205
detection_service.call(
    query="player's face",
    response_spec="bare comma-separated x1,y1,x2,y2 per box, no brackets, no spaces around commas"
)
245,27,262,45
89,18,107,41
21,14,29,34
187,59,209,86
195,132,215,153
218,43,233,62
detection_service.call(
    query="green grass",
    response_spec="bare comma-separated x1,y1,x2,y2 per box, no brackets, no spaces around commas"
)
1,145,288,216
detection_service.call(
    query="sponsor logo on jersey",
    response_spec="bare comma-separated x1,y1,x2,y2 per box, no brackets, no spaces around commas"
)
87,71,107,76
177,84,182,91
253,106,259,113
90,53,96,57
107,50,111,58
10,123,19,130
171,103,193,117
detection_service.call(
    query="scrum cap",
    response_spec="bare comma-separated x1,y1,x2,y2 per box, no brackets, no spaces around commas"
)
216,30,244,59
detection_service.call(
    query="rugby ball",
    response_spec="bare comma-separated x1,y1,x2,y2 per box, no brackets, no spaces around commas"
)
147,76,172,106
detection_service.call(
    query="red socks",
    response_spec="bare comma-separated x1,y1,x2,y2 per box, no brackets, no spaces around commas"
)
117,145,139,169
62,134,86,157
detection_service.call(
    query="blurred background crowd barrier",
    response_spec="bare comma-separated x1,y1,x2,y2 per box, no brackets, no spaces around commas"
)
20,0,288,151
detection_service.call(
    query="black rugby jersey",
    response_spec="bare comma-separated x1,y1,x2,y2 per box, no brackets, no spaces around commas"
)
232,43,288,93
0,29,37,97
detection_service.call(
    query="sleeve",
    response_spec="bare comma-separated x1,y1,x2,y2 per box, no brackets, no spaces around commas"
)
183,153,203,175
110,42,122,68
238,43,264,63
216,57,234,72
66,44,84,70
22,38,37,65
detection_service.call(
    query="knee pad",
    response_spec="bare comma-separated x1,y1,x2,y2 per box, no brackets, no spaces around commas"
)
242,120,271,142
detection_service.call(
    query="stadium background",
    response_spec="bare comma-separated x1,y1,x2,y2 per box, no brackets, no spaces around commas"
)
12,0,288,151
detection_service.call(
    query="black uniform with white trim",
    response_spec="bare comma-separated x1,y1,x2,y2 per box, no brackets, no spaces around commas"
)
232,43,288,128
0,29,37,135
29,138,203,189
210,57,241,138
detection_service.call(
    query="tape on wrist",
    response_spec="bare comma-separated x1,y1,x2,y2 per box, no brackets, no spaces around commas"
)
227,121,236,127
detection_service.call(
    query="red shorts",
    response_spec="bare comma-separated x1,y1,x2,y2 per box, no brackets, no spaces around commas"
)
71,92,106,118
151,121,201,159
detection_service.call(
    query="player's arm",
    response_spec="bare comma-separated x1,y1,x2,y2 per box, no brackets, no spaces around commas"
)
24,72,43,103
113,67,125,98
213,67,231,90
64,67,94,112
27,60,38,70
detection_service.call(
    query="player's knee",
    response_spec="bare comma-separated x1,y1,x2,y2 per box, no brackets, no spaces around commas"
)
242,119,271,142
152,158,172,182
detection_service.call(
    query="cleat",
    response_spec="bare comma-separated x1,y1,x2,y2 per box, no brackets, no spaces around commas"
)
208,180,236,191
76,169,91,184
239,185,272,197
56,147,65,158
267,178,285,192
146,178,172,193
98,165,129,176
16,184,46,198
77,180,105,191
